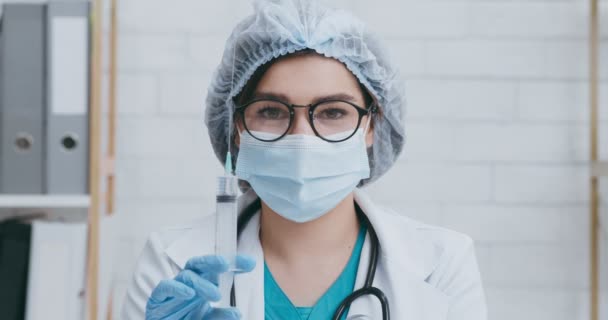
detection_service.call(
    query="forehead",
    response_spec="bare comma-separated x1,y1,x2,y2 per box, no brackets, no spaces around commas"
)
255,53,364,103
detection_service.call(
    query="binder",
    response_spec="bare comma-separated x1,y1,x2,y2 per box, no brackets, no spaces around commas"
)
0,220,32,320
0,4,46,194
24,221,87,320
45,1,90,194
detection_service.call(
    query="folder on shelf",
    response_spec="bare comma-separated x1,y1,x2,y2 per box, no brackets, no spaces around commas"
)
25,221,87,320
0,3,46,194
0,219,32,320
45,1,91,194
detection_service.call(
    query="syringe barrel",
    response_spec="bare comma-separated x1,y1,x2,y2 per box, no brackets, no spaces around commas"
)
215,175,239,307
216,174,238,197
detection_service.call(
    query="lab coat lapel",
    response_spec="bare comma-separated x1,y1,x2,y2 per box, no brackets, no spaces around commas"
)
164,217,215,269
347,190,449,319
234,210,265,320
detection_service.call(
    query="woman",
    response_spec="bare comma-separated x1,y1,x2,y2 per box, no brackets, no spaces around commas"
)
121,0,487,319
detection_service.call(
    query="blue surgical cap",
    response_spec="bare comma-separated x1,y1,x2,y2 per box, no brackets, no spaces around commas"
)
204,0,406,188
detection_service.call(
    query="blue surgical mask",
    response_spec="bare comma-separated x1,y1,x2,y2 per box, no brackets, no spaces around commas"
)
235,128,371,223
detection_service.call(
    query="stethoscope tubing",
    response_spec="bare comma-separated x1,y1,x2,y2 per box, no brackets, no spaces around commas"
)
230,197,390,320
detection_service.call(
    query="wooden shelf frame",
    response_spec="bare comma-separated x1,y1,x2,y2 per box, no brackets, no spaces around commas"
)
86,0,118,319
589,0,601,320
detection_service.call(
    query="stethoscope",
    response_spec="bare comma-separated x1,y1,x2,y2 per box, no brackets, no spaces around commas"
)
229,197,391,320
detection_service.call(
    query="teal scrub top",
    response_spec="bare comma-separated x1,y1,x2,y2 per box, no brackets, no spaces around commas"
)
264,225,367,320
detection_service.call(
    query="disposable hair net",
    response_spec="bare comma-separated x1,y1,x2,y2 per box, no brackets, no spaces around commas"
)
204,0,406,189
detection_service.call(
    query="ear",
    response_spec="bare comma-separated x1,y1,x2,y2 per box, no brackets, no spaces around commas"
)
235,130,240,147
365,121,374,147
234,117,244,147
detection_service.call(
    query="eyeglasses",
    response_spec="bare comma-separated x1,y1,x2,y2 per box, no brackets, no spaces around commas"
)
234,98,377,143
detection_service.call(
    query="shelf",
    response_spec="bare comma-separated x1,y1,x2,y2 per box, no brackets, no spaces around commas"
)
0,195,91,208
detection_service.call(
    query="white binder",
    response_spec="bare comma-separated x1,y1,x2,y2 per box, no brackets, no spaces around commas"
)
25,221,88,320
45,1,91,194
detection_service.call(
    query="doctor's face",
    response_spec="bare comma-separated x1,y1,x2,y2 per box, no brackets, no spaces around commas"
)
235,53,374,146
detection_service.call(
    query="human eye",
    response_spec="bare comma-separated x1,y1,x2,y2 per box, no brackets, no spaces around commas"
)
315,102,353,120
256,105,289,120
319,108,346,119
247,99,290,121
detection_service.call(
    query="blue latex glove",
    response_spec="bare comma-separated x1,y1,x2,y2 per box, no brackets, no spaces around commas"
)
145,255,256,320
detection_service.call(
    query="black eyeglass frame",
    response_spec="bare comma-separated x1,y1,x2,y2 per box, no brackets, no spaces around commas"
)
234,98,377,143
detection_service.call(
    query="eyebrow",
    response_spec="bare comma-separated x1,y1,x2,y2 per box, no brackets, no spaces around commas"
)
252,91,358,104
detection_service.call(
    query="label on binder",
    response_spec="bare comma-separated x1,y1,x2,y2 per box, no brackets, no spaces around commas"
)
51,17,88,115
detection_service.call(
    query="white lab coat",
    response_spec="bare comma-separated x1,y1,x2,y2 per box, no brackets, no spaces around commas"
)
121,188,487,319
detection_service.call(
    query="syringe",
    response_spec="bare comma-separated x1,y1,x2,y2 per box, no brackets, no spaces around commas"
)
215,151,239,307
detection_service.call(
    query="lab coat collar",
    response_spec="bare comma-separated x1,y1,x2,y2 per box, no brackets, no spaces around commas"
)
352,188,442,281
164,187,446,319
348,189,448,319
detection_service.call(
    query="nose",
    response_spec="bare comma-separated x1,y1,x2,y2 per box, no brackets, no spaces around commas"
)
289,107,315,135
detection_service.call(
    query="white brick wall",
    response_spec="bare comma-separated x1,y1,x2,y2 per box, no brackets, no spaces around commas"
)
2,0,607,319
107,0,608,319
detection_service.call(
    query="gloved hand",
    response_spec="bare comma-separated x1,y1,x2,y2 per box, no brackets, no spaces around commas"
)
145,255,256,320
